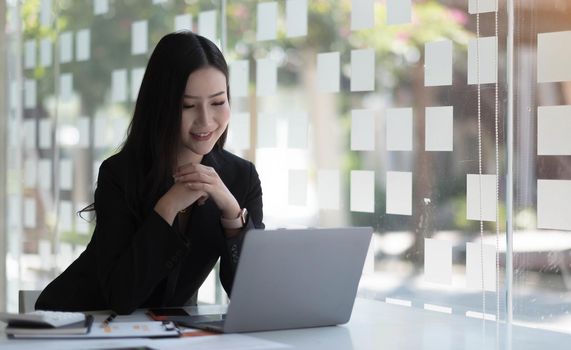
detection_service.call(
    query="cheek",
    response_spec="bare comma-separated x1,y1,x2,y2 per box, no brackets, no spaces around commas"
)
180,111,194,129
217,106,231,127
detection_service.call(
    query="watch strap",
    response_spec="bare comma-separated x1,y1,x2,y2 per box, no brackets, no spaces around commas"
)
220,208,248,229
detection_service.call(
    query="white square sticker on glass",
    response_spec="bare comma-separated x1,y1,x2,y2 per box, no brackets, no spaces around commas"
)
230,60,249,98
228,112,250,151
424,238,452,285
59,31,73,63
174,14,193,31
60,73,73,101
425,106,453,151
8,118,20,148
256,58,277,96
9,81,18,113
537,179,571,230
538,105,571,155
40,0,52,26
425,40,452,86
350,170,375,213
287,112,308,149
198,10,217,43
318,169,340,210
386,171,412,215
39,118,52,149
257,2,278,41
94,0,109,15
351,109,375,151
25,40,36,69
7,195,20,230
288,169,308,206
57,243,74,270
59,159,73,191
286,0,307,38
131,20,148,55
467,36,497,85
111,69,128,103
23,119,36,149
466,174,497,222
351,0,374,31
257,113,278,148
24,79,37,109
111,118,129,149
466,242,496,291
8,195,22,230
40,38,52,67
351,48,375,92
24,159,37,189
24,198,37,229
131,67,145,102
77,117,90,148
76,29,91,61
537,31,571,83
386,107,413,151
59,201,73,232
94,116,109,148
38,159,52,190
38,240,51,262
387,0,411,25
317,52,340,93
468,0,498,14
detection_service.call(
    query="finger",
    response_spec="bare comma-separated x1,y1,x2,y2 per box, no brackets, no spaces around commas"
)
185,182,213,193
175,164,215,178
174,163,200,177
174,168,210,181
176,172,212,184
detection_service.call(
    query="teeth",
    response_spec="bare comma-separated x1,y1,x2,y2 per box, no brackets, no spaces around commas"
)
194,132,210,137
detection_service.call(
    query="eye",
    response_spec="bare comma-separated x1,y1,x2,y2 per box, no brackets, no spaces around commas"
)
182,104,195,109
212,101,225,106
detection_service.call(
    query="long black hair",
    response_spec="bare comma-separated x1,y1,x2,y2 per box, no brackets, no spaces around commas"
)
81,31,230,219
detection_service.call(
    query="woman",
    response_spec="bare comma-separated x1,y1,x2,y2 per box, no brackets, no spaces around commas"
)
35,31,264,314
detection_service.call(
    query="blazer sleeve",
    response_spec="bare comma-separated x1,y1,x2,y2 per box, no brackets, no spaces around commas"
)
219,162,264,295
93,161,190,314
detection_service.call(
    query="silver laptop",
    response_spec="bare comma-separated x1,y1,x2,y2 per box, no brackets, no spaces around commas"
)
185,227,373,333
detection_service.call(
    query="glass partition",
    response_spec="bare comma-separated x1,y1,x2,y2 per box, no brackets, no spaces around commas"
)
1,0,570,336
512,0,571,332
224,0,507,320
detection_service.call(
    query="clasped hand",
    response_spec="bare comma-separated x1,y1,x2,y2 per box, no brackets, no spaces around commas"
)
172,163,240,219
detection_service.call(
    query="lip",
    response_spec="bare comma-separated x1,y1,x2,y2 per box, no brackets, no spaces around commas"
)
190,131,213,142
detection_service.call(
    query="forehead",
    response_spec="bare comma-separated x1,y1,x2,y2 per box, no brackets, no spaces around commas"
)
184,67,227,95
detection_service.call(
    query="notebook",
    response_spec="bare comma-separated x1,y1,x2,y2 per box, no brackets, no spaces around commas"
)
180,227,373,333
6,315,94,338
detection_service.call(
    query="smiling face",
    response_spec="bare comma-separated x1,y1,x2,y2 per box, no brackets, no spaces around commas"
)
178,66,230,163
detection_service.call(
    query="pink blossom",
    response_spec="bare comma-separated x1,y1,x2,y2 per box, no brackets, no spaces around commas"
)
448,8,468,25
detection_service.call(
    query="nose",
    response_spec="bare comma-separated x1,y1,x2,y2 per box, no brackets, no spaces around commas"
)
195,104,211,126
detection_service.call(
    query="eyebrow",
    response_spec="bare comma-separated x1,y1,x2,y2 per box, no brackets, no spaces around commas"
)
184,91,226,99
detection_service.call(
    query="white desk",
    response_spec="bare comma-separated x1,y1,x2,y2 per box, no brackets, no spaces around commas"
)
1,298,571,349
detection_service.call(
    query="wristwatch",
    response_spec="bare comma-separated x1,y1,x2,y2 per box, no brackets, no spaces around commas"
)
220,208,248,229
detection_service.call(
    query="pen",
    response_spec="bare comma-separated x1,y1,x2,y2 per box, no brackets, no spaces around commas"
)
101,312,117,328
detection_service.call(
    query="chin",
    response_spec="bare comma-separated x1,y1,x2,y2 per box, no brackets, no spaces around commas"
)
187,143,215,156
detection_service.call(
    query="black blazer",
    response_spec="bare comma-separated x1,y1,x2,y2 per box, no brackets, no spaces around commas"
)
35,147,264,314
